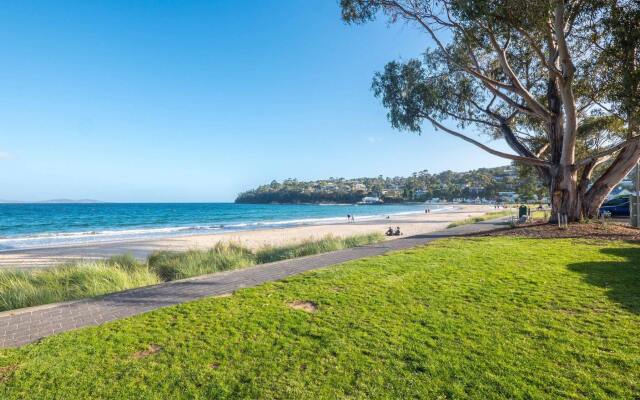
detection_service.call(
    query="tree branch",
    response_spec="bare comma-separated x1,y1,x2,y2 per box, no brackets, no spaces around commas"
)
441,110,501,128
536,143,550,158
419,112,551,167
382,1,539,117
487,28,552,120
575,136,640,167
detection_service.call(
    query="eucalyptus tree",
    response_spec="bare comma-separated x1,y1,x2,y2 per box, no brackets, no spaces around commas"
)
341,0,639,220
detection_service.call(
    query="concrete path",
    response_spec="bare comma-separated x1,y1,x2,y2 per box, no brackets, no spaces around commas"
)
0,219,508,348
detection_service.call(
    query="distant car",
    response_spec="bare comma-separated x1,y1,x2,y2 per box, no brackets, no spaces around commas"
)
599,197,630,217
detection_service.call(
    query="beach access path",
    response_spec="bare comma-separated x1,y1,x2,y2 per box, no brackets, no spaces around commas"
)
0,218,508,348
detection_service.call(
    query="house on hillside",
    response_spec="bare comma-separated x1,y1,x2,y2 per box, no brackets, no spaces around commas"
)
353,183,367,192
322,184,339,192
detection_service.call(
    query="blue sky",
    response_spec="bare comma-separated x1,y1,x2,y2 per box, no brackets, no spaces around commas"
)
0,0,510,202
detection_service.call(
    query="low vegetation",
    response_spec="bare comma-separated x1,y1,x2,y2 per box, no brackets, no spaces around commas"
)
0,256,160,311
254,233,382,264
148,243,256,281
0,234,384,312
0,237,638,398
446,210,512,228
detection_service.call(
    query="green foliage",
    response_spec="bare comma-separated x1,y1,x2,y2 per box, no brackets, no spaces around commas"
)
1,238,639,398
516,164,546,202
589,1,640,125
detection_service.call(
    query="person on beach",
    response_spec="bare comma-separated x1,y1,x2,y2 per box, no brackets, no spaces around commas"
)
385,227,394,236
394,227,402,236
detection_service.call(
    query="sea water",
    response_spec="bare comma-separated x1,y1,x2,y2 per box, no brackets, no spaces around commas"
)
0,203,450,251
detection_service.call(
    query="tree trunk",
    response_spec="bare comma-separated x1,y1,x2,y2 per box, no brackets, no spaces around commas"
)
582,142,640,218
548,164,582,222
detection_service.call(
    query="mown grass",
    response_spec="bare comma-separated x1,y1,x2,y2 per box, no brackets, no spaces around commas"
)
447,210,513,228
0,237,638,399
0,234,384,311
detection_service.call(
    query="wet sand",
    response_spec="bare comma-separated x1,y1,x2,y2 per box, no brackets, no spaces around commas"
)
0,204,498,268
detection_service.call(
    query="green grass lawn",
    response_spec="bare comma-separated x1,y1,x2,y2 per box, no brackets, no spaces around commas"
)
1,237,639,399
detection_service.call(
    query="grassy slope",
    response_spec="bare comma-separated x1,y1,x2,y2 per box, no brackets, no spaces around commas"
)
1,237,639,399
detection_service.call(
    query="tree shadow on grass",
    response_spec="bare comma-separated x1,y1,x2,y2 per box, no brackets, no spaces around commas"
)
567,246,640,314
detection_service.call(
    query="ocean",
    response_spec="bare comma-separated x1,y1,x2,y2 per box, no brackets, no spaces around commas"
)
0,203,444,251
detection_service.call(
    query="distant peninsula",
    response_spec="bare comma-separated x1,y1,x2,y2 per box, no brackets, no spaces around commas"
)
235,165,535,204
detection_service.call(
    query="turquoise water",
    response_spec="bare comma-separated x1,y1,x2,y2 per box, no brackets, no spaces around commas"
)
0,203,442,251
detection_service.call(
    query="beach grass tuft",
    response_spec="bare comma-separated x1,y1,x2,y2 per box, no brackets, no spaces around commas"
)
0,257,160,311
0,233,384,312
148,243,256,281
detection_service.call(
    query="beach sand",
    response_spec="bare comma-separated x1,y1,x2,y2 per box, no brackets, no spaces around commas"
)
0,204,498,268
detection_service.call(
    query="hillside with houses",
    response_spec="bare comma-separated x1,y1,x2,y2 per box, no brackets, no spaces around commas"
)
235,165,537,204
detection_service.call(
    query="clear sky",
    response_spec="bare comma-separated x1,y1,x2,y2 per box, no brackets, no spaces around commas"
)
0,0,511,202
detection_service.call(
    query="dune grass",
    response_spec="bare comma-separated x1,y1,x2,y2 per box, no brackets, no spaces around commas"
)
255,233,382,264
148,243,256,281
0,237,638,398
0,256,160,311
447,210,513,228
0,234,384,312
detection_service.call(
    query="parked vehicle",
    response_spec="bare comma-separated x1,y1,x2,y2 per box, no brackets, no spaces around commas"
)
599,196,630,217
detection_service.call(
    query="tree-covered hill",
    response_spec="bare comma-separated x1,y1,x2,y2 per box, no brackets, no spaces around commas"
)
235,165,540,204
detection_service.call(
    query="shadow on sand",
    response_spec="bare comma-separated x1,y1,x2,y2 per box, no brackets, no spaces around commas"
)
568,246,640,314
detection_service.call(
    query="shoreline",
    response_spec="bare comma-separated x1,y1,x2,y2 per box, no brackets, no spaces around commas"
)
0,204,457,252
0,204,497,268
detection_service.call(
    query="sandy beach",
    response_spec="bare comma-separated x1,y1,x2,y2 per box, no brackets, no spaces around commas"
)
0,204,497,268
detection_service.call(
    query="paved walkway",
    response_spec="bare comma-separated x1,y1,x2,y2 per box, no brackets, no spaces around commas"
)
0,219,508,348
